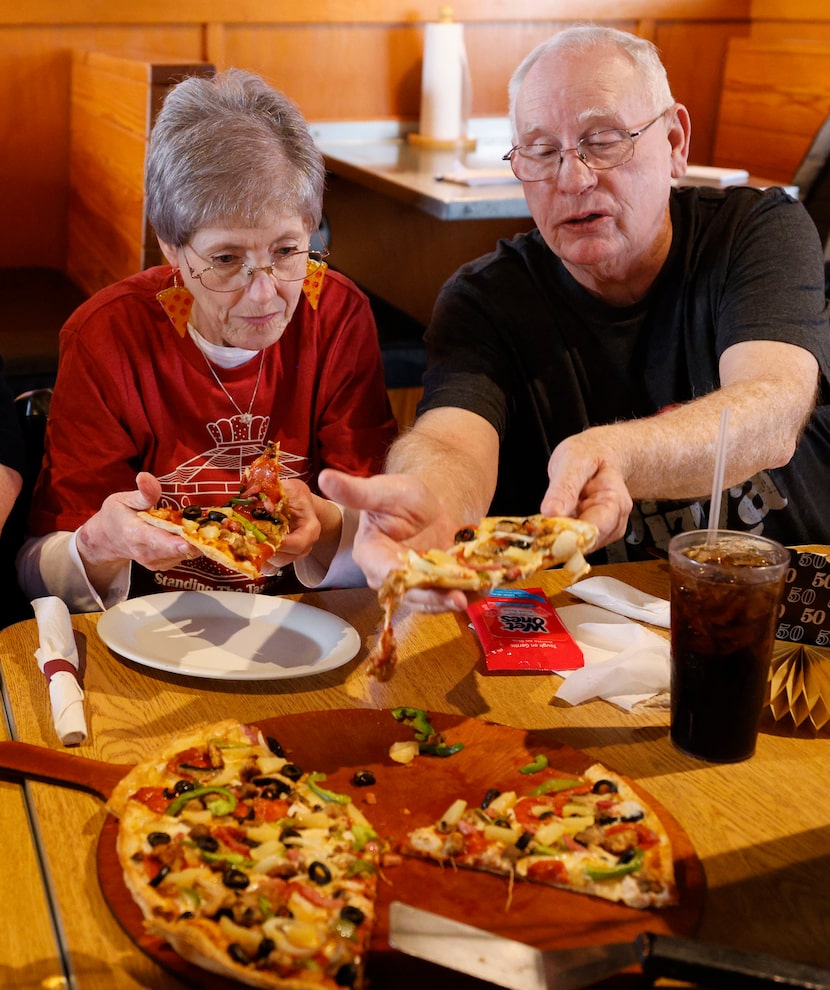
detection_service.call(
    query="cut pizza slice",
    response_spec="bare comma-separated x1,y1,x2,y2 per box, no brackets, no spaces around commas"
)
399,762,677,910
371,514,599,680
109,719,381,990
139,440,290,579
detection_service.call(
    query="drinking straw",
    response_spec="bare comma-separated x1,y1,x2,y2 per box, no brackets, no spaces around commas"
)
707,407,731,541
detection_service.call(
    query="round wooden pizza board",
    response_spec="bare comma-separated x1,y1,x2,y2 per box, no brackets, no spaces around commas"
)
91,709,705,989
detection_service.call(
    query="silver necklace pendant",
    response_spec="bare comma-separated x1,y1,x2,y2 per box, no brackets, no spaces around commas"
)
202,349,266,423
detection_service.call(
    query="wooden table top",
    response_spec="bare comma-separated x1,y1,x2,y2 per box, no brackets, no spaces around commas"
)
1,558,829,988
0,697,64,990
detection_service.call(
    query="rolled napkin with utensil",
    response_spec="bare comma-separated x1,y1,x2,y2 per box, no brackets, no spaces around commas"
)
553,603,671,710
565,575,671,628
32,596,88,746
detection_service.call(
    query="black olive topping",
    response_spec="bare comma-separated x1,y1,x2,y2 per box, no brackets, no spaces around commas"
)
335,962,358,986
351,769,376,787
538,810,556,820
228,943,250,965
340,904,366,926
213,907,234,921
266,736,285,758
618,848,638,864
280,763,303,781
251,505,274,520
591,779,618,795
163,778,197,799
308,861,332,885
492,818,511,829
222,867,250,890
515,831,533,851
148,865,170,888
257,937,276,959
147,832,171,847
252,776,291,796
178,911,194,920
193,834,219,853
182,505,203,520
454,527,476,543
481,788,500,810
621,810,645,823
206,509,228,523
280,826,301,842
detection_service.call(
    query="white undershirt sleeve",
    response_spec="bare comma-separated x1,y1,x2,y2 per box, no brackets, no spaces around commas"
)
16,531,132,613
293,504,366,590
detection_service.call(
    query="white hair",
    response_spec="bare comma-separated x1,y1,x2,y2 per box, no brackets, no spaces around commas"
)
508,25,674,135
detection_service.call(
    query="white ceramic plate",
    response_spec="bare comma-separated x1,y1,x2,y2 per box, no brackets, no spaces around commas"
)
97,591,361,680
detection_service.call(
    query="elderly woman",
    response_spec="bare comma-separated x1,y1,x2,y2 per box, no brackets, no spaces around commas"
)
17,68,397,611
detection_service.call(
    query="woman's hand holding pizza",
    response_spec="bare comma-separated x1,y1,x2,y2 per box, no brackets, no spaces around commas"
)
78,472,202,591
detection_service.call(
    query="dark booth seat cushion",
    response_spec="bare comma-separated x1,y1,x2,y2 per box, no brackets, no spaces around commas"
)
0,267,87,392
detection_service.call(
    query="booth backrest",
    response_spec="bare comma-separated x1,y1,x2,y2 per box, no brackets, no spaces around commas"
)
67,50,215,297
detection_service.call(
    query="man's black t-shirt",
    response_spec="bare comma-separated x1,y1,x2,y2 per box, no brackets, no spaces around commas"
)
418,186,830,559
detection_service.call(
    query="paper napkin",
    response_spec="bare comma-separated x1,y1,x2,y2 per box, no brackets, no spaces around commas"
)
565,576,671,628
553,603,671,710
32,596,88,746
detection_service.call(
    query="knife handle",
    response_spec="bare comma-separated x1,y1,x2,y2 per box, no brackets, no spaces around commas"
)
637,932,830,990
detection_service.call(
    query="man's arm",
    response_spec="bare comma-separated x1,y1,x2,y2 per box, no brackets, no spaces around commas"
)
385,407,499,532
543,339,819,545
0,464,22,533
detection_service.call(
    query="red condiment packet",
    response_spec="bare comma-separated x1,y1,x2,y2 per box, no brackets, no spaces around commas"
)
467,587,584,674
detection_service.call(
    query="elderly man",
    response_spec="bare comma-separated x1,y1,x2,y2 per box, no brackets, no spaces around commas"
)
320,24,830,609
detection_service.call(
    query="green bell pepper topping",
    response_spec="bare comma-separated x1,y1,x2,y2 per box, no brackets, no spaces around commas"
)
351,822,378,851
391,706,435,741
531,842,563,857
418,741,465,757
307,772,351,805
529,777,583,797
345,859,377,877
229,509,269,544
200,849,250,868
584,848,645,881
166,785,238,817
181,886,202,909
519,754,549,775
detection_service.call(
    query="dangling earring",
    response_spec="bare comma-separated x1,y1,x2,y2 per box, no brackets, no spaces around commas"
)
157,269,194,338
302,257,328,311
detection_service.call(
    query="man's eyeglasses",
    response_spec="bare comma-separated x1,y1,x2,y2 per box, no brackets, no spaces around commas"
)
184,245,330,293
502,108,672,182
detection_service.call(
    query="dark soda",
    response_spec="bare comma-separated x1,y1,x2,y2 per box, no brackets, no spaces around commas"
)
669,531,789,762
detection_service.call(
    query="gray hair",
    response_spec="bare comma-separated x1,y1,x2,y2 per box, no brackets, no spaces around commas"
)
146,67,325,246
508,25,674,134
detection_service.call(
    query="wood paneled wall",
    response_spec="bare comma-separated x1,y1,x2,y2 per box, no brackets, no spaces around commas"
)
1,1,752,273
713,39,830,182
2,0,826,278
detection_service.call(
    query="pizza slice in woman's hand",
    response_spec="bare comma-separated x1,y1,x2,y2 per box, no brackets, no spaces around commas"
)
139,441,290,579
